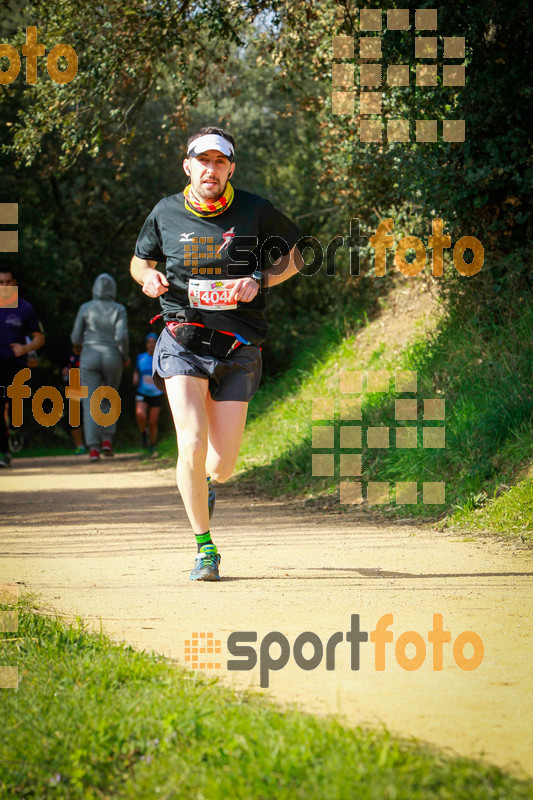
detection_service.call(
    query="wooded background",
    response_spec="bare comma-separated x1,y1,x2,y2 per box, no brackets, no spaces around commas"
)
1,0,530,377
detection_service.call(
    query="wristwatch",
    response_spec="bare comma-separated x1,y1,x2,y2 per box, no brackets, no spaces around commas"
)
251,269,264,290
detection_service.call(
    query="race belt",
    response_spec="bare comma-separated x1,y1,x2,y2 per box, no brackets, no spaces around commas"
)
166,321,249,359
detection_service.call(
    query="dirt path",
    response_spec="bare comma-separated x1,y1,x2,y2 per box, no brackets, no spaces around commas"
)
1,454,532,778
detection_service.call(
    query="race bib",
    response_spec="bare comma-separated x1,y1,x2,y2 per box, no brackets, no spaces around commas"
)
188,278,237,311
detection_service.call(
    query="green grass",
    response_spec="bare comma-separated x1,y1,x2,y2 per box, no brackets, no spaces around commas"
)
449,476,533,544
233,288,533,535
1,600,532,799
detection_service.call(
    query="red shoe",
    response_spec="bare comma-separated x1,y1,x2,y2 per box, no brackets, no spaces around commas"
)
89,448,100,462
102,440,114,457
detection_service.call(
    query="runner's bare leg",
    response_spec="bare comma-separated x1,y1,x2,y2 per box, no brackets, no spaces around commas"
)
205,396,249,482
165,376,249,532
135,399,148,436
165,375,210,534
148,404,161,446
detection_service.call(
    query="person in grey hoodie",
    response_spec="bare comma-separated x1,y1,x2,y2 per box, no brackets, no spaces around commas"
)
71,273,129,461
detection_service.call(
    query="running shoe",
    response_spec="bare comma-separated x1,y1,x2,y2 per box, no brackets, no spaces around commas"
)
0,453,11,468
74,445,87,455
207,476,216,519
102,440,114,457
149,444,159,458
189,544,221,582
141,430,148,449
89,448,100,462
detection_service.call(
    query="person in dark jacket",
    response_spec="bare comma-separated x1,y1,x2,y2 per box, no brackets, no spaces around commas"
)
71,273,129,461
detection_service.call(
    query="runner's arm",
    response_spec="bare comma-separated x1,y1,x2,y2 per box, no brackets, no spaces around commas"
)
263,244,304,289
228,244,303,303
130,255,169,298
10,330,45,358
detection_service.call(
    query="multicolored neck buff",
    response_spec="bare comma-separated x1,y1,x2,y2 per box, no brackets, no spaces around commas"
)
183,182,234,217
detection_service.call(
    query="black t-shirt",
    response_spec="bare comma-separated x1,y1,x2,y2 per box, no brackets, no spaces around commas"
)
0,298,43,363
134,187,300,344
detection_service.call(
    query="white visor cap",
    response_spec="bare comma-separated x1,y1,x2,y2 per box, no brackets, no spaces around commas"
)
187,134,235,161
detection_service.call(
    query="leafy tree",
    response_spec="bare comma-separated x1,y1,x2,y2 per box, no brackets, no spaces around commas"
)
1,0,530,383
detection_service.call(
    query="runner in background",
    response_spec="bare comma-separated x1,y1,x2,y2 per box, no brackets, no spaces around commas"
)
130,126,303,581
71,273,130,462
133,332,163,458
0,268,45,468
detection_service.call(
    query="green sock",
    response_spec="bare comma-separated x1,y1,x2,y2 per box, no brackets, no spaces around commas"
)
195,531,213,552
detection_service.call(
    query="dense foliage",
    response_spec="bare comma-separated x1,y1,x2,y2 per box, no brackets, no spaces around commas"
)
1,0,530,376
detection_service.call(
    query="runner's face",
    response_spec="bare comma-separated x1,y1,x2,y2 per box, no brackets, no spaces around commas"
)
184,149,235,202
146,339,156,355
0,272,16,286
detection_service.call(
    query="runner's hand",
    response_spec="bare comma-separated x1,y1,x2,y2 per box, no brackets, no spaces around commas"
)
142,269,169,298
10,342,24,357
227,277,259,304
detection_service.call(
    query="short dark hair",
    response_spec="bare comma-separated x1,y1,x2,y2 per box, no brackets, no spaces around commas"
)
187,126,235,153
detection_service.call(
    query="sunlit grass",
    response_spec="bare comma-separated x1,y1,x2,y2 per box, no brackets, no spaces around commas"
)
1,600,532,799
237,296,533,535
450,476,533,543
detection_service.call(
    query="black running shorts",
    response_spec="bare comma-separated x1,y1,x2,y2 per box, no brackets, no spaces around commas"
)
135,393,163,408
152,326,262,402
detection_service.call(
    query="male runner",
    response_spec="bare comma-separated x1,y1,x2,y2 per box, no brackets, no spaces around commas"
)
130,126,303,581
0,268,45,467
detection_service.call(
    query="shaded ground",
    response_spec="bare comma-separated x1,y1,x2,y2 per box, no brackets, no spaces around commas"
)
1,454,532,778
